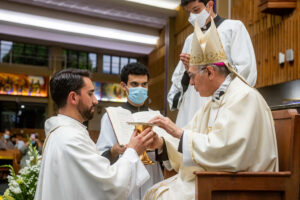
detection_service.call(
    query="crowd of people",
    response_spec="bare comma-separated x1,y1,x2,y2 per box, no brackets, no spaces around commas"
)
0,129,43,169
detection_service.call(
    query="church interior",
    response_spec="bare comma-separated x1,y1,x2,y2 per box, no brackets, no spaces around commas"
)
0,0,300,199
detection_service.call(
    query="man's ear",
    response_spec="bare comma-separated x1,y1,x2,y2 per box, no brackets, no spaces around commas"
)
120,82,127,92
68,91,78,105
206,66,215,80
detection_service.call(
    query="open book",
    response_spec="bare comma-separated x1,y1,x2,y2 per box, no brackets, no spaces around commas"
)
106,107,169,145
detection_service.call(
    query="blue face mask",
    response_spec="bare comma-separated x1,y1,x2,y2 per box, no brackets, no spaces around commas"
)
127,87,148,105
4,135,9,140
31,140,36,145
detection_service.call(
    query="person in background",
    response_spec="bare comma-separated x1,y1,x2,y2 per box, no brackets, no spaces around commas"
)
0,129,15,150
10,134,26,150
20,133,43,168
96,63,164,200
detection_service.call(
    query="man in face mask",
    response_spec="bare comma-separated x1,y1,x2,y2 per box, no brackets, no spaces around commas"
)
168,0,257,128
0,129,15,150
96,62,164,200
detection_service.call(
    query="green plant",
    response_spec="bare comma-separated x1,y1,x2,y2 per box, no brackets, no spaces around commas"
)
2,142,41,200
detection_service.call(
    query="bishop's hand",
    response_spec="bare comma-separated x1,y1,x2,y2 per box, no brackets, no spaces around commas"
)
149,116,183,139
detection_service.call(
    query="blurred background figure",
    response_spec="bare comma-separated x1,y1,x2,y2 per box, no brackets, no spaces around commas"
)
0,129,16,150
20,133,42,168
10,134,26,151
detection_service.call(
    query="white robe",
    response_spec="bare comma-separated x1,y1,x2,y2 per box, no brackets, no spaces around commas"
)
168,18,257,128
144,77,278,200
35,114,150,200
96,109,164,200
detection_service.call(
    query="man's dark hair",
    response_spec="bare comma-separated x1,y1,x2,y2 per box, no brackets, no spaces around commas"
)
120,62,150,84
181,0,209,7
50,69,91,109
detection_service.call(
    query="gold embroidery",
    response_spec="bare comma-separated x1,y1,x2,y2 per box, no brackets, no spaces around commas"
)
190,50,227,66
143,176,177,200
207,126,212,133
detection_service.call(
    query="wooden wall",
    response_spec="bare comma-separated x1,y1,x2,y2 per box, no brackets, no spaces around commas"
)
231,0,300,88
148,28,166,113
173,7,194,72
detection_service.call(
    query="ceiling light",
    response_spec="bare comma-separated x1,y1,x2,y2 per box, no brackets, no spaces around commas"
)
0,9,158,45
125,0,180,10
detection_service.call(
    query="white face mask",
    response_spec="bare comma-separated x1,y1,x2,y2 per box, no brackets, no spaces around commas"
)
188,8,210,28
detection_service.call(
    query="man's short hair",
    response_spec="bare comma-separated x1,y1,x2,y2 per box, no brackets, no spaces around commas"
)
50,69,91,109
120,62,150,84
181,0,209,7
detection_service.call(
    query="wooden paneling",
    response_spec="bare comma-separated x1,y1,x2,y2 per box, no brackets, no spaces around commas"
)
232,0,300,88
174,6,191,35
173,5,194,66
174,25,194,66
259,0,297,14
148,28,166,112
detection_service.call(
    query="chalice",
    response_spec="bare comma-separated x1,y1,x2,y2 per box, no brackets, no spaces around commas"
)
127,122,155,165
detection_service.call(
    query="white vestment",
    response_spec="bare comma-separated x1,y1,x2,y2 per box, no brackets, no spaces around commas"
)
35,114,150,200
168,18,257,128
144,77,278,200
96,107,164,200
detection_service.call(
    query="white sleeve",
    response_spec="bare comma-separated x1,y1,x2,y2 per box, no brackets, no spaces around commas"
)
122,148,150,193
62,131,150,199
230,21,257,86
167,34,193,110
96,113,117,154
182,132,194,166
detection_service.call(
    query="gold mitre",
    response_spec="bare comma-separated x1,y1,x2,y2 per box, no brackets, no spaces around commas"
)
189,18,249,85
189,17,227,66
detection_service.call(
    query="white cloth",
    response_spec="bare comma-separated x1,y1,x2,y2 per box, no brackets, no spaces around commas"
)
168,18,257,128
144,77,278,200
97,109,164,200
35,114,150,200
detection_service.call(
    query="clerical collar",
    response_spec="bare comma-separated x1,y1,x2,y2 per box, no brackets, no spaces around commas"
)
121,101,149,113
212,74,233,101
201,15,225,32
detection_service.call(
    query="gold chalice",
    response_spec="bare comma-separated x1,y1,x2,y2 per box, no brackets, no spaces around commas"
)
127,122,155,165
